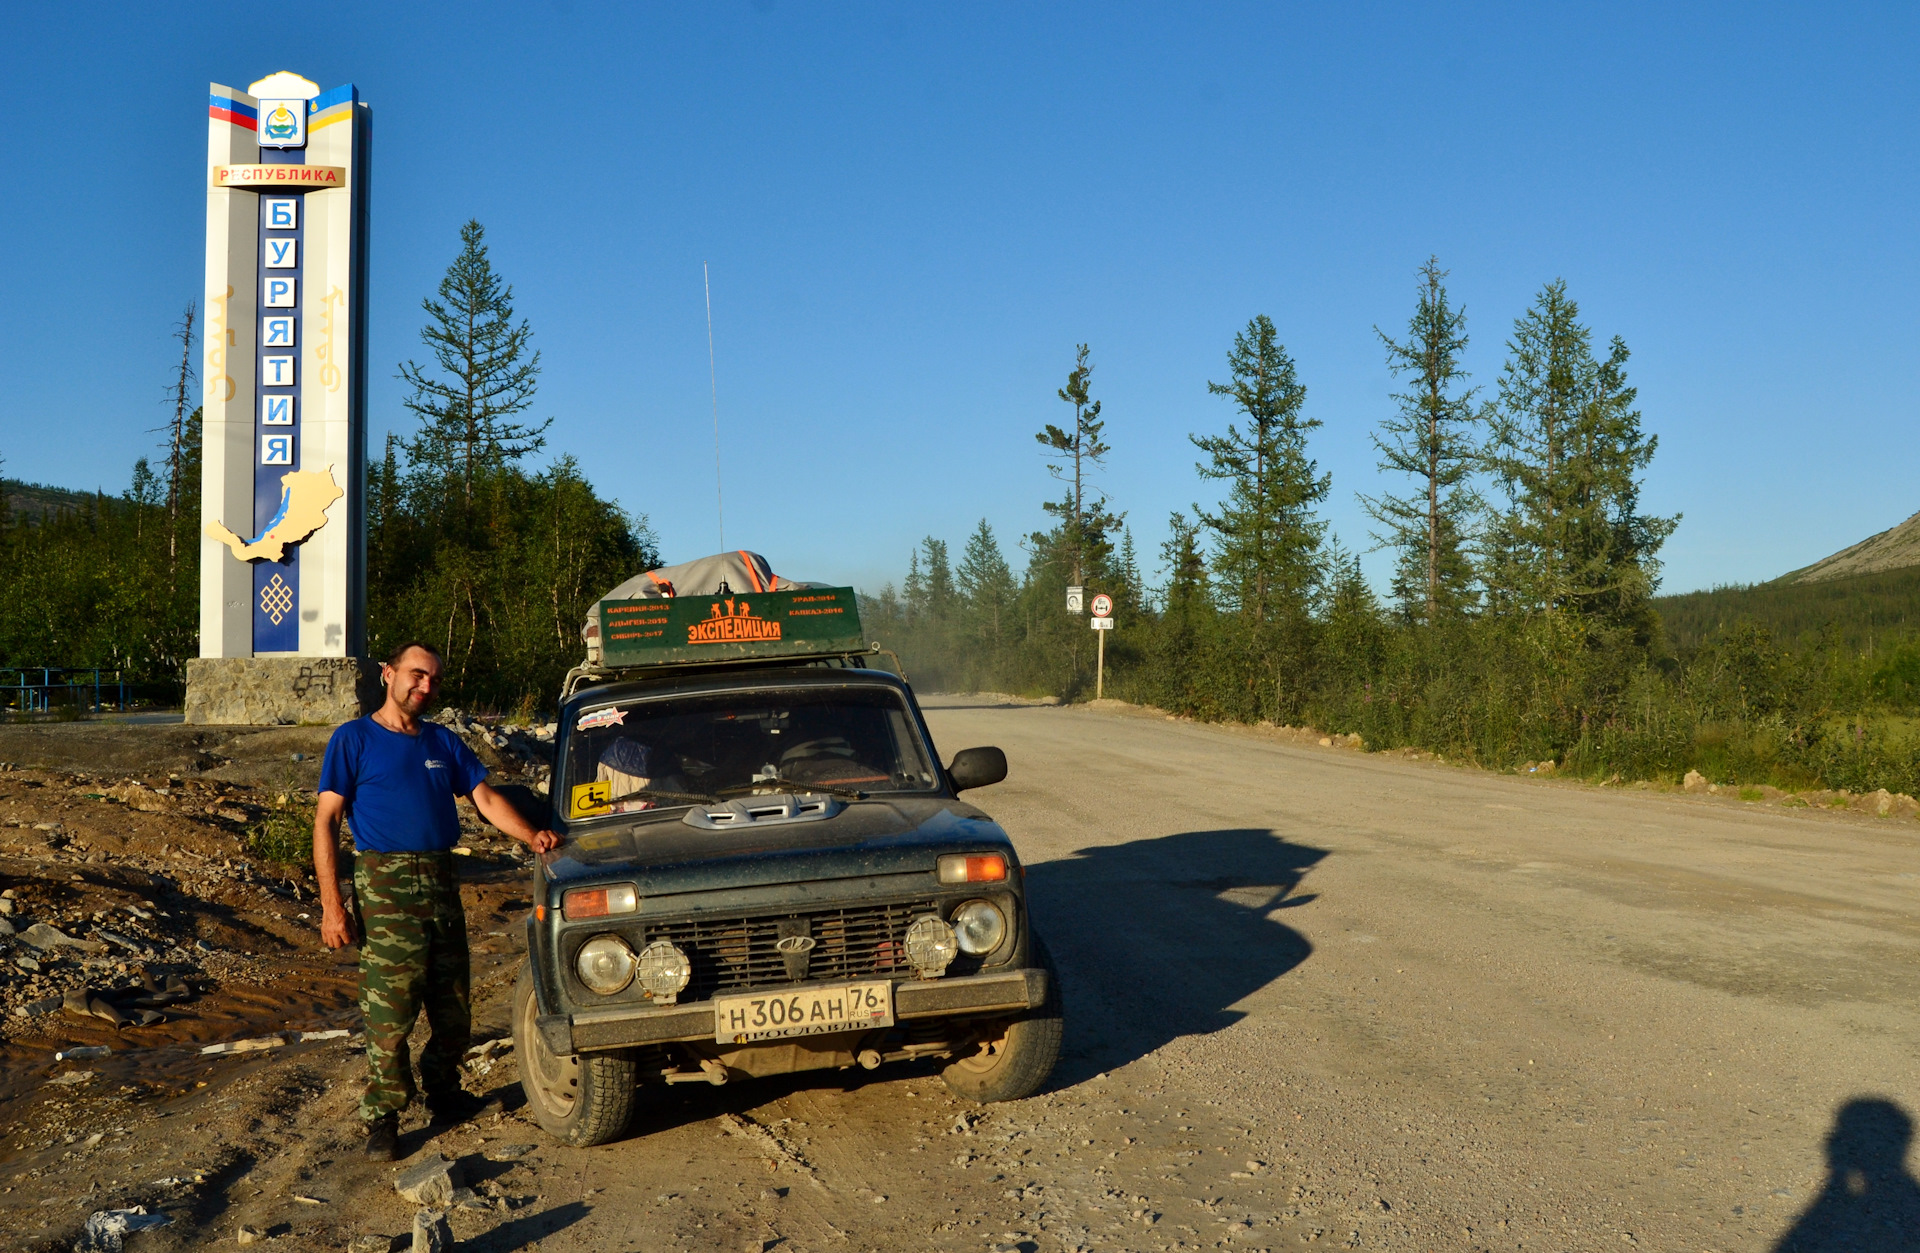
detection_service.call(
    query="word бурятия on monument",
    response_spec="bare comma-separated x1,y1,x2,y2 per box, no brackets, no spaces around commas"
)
185,71,376,726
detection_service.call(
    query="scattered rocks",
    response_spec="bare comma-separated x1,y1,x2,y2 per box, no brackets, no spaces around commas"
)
1683,770,1709,793
395,1155,463,1207
410,1208,454,1253
19,921,105,954
236,1225,263,1245
75,1205,170,1252
54,1045,111,1061
488,1142,536,1160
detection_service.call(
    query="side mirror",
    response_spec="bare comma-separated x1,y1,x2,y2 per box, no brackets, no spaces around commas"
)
947,746,1008,792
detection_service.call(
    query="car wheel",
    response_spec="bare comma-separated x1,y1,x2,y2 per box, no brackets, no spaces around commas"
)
512,962,637,1146
940,932,1063,1103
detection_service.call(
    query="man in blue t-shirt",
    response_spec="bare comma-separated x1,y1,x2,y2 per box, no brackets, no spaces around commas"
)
314,640,558,1161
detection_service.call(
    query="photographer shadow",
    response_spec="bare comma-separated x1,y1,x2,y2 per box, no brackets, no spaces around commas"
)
1024,827,1325,1086
1773,1098,1920,1252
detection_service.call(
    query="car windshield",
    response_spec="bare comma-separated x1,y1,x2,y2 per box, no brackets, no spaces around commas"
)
561,685,939,821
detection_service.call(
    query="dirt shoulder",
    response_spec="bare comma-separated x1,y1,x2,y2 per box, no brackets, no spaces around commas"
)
0,717,546,1251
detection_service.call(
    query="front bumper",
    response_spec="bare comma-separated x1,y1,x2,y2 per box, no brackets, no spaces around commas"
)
540,967,1049,1055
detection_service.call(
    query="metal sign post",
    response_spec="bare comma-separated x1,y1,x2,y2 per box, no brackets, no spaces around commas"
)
1089,594,1114,699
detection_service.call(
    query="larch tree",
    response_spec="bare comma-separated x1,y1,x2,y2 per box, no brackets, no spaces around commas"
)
1036,344,1121,586
1358,258,1482,623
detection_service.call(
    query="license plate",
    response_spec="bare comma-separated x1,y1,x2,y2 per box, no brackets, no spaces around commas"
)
712,981,894,1043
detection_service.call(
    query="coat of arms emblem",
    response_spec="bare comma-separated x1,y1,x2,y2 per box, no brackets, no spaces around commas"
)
256,98,307,148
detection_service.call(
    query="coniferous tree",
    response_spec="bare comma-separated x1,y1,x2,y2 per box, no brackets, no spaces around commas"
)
398,220,550,508
901,549,925,626
1484,280,1678,638
956,520,1016,645
1358,258,1482,623
918,537,956,621
1036,344,1122,585
1192,315,1329,623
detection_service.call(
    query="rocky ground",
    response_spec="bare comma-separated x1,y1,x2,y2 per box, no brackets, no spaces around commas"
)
0,717,549,1252
0,701,1916,1252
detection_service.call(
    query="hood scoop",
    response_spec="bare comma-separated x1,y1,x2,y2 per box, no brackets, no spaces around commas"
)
682,794,846,831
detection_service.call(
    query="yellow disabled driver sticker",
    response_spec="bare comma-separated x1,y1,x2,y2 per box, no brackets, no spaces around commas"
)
570,780,611,819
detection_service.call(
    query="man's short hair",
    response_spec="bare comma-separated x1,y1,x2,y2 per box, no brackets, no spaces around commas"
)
385,640,442,668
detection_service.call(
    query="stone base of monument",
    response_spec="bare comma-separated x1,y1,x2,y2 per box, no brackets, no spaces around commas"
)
184,657,381,726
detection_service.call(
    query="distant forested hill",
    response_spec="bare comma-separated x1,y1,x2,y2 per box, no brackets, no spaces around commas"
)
2,480,98,522
1654,565,1920,654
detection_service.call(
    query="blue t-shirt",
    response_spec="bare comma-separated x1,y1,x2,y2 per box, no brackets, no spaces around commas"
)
317,717,489,852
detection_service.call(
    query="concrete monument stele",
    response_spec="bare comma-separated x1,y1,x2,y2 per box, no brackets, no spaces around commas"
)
185,72,376,725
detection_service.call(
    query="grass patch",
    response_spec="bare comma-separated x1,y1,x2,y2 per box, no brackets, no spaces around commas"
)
1738,786,1766,802
247,791,315,868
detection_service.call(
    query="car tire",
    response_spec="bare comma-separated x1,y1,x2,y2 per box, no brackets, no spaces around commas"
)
512,962,637,1146
940,932,1064,1103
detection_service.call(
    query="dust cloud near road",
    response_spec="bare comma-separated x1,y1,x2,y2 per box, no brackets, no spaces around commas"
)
9,699,1920,1251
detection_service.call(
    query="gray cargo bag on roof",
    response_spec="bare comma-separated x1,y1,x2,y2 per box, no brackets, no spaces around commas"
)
581,550,819,661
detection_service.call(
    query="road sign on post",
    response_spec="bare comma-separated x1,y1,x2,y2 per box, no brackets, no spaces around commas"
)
1066,586,1084,615
1090,604,1114,699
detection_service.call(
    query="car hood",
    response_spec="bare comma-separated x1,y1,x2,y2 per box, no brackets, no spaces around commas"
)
540,795,1014,894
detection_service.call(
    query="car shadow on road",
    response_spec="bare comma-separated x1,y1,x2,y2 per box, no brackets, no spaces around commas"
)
1024,827,1326,1088
1771,1098,1920,1252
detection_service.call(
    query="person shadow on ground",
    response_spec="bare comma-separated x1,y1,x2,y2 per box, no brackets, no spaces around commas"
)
1772,1098,1920,1252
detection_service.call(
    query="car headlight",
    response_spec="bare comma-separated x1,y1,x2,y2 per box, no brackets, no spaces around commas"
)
951,899,1007,955
636,939,692,1001
576,934,636,994
904,914,958,978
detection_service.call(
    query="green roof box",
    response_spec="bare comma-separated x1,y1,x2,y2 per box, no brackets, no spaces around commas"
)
597,586,864,668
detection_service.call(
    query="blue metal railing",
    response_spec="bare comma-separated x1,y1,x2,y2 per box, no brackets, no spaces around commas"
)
2,668,130,714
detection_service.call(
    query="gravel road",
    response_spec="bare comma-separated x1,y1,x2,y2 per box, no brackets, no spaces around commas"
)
399,696,1919,1253
16,699,1915,1251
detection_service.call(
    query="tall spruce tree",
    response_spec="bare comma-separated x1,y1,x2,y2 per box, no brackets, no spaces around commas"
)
955,520,1016,644
1484,280,1677,637
1358,258,1482,622
398,220,550,506
1192,315,1329,623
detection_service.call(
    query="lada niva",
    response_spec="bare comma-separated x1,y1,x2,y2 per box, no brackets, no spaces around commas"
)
512,577,1061,1146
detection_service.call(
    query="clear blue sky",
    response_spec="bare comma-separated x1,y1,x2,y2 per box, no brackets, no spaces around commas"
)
3,3,1916,598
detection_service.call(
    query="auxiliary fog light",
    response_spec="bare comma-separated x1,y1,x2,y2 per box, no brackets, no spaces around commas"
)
904,914,959,978
951,899,1007,955
576,934,636,995
636,940,692,1002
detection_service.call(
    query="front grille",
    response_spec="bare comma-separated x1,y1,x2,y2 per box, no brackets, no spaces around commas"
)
644,901,937,1000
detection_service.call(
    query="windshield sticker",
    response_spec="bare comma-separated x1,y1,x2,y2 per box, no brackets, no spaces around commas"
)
570,780,612,819
576,707,627,731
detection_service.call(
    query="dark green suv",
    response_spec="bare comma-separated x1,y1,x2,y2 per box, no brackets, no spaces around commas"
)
513,660,1062,1146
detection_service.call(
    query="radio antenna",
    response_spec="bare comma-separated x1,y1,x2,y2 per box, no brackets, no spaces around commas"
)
704,262,725,551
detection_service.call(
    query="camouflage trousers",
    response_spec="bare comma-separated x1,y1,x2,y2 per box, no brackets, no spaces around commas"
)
353,851,470,1123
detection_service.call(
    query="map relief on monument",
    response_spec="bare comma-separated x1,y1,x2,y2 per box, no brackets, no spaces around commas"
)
204,465,344,562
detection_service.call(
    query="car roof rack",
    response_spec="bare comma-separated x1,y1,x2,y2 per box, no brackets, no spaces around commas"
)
562,645,909,702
